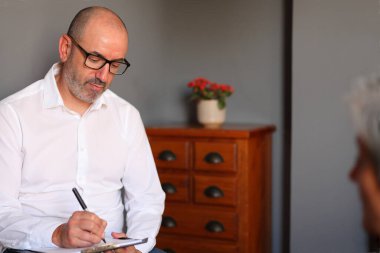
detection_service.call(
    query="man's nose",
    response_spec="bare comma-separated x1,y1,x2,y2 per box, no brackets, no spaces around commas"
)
95,63,110,82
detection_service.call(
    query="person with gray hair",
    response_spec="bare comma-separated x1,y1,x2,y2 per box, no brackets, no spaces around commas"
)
0,6,165,253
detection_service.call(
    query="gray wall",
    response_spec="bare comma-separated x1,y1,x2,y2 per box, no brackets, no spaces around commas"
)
6,0,375,252
2,0,377,252
0,0,285,252
291,0,380,252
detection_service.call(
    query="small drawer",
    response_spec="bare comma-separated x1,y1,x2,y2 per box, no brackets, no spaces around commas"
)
150,140,190,169
160,205,238,241
194,175,237,206
157,235,237,253
159,172,190,202
194,142,237,172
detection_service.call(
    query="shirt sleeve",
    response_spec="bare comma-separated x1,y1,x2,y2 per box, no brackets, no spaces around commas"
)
121,108,165,253
0,103,64,250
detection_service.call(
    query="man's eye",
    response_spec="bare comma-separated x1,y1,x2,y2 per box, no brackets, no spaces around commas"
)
88,55,102,62
111,62,121,68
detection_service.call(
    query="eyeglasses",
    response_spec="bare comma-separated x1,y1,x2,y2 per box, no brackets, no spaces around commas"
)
67,34,130,75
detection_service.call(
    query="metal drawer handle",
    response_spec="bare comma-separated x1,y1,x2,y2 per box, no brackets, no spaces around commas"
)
162,183,177,194
204,152,224,164
205,220,224,233
204,186,224,198
158,150,177,161
162,216,177,228
163,249,176,253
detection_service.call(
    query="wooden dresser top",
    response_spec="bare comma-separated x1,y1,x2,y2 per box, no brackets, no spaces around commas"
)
146,123,276,139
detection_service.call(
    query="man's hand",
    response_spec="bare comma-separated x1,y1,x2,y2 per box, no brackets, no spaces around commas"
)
52,211,107,248
111,232,142,253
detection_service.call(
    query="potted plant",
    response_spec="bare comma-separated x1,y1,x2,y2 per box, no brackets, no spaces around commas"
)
187,77,234,127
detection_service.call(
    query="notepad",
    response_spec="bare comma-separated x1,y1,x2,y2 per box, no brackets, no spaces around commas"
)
29,238,148,253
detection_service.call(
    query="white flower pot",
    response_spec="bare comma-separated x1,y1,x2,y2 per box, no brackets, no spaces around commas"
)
197,99,226,128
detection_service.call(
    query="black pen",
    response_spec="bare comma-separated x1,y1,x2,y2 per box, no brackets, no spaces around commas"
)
72,187,107,244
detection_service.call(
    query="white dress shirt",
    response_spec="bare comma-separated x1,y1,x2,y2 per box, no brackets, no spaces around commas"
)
0,64,165,253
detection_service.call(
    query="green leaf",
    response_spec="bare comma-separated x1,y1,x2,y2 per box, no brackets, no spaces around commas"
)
218,99,226,109
190,93,200,101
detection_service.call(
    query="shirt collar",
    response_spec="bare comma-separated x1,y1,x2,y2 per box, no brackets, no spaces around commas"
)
42,63,108,110
42,63,64,109
91,93,107,111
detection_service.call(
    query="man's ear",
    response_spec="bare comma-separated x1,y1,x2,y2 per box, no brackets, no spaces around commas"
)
58,34,72,63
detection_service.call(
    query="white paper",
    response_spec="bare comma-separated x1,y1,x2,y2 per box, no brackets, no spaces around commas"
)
30,238,148,253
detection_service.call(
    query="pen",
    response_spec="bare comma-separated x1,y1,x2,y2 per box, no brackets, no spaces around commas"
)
72,187,107,244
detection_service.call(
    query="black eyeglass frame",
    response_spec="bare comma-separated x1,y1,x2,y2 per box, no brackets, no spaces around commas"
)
67,34,130,75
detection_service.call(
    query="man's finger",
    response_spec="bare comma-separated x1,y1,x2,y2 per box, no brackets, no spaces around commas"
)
111,232,127,239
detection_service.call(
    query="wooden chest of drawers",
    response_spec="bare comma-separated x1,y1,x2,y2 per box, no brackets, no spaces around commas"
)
146,124,275,253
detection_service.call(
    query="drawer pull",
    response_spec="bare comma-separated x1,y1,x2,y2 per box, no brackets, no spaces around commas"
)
205,220,225,233
162,182,177,194
158,150,177,161
204,152,224,164
162,216,177,228
204,186,224,198
163,249,176,253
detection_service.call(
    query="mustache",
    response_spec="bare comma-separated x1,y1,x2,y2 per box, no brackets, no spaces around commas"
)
86,78,106,87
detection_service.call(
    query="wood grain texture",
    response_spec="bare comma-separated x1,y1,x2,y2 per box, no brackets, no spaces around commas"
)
147,124,275,253
194,174,237,206
194,141,237,172
157,235,238,253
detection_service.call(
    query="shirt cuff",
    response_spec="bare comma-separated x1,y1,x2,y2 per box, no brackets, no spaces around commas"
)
29,219,63,248
134,237,155,253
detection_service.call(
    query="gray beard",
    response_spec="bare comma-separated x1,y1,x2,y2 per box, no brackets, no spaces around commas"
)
63,63,106,104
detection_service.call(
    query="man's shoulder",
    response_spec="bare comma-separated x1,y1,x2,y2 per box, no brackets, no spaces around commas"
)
103,90,139,114
0,80,43,106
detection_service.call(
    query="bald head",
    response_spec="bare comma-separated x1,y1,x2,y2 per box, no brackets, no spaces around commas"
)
57,6,129,106
67,6,127,41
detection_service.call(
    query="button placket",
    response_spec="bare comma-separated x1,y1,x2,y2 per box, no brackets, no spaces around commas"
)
76,118,89,188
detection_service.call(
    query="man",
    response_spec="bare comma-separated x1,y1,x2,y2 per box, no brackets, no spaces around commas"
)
0,6,165,253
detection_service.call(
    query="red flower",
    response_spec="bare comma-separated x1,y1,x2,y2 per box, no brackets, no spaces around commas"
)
219,84,234,93
187,77,234,109
210,83,219,91
188,77,211,90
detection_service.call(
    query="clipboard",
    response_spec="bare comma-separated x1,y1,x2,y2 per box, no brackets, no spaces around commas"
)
80,238,148,253
24,238,148,253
